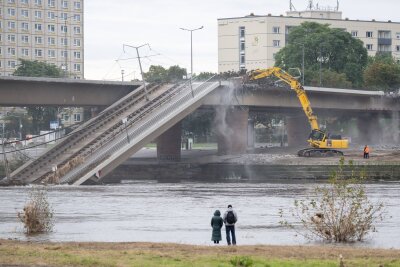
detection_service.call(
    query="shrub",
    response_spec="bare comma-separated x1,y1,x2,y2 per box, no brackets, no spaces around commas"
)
18,187,54,234
230,256,254,267
280,158,384,242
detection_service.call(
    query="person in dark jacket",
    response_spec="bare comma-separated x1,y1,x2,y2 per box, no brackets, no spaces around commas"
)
211,210,223,244
223,204,238,245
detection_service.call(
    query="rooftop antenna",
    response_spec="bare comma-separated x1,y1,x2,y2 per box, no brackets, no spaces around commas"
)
308,0,314,10
289,0,296,11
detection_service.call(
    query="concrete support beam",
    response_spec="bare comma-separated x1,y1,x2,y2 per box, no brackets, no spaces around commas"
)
247,117,255,149
216,107,249,155
156,122,182,161
356,114,381,145
286,115,309,147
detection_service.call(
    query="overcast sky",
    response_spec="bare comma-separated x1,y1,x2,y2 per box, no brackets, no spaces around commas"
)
84,0,399,81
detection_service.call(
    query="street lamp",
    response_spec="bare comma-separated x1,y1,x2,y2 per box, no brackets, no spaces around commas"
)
56,14,75,78
180,26,204,92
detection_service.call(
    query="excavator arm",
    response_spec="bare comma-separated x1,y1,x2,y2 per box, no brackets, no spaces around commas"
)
247,67,319,131
245,67,348,157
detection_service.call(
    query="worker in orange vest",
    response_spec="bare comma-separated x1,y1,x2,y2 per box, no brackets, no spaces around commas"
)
363,145,370,159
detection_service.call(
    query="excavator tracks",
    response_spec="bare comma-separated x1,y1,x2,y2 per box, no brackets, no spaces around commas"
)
297,148,344,157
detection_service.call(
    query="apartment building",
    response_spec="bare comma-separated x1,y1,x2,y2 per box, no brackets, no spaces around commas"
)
218,8,400,73
0,0,84,78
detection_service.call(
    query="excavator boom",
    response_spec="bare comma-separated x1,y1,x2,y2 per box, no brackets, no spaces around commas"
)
246,67,348,157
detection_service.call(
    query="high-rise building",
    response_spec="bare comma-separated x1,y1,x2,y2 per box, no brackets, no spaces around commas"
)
218,7,400,73
0,0,84,78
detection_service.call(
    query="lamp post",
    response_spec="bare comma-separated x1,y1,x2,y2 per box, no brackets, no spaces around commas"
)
56,14,74,78
180,26,204,94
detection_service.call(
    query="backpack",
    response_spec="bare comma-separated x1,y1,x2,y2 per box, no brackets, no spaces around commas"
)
226,211,236,224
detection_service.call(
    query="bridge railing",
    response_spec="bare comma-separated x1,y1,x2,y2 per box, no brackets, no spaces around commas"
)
61,77,218,184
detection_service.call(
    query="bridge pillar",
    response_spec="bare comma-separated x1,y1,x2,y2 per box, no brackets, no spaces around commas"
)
216,107,249,155
356,114,382,145
157,122,182,161
286,115,309,147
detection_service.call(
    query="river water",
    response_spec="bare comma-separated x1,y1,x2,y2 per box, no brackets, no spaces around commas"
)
0,181,399,248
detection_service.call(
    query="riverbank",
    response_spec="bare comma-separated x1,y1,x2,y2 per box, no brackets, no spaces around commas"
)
103,148,400,183
1,239,399,267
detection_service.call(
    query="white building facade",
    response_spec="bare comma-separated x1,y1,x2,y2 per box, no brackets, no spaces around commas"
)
218,10,400,73
0,0,84,78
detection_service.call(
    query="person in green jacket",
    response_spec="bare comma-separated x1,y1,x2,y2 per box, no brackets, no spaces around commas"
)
211,210,223,244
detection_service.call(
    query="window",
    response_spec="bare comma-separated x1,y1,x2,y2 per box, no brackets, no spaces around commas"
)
0,48,2,55
47,11,55,19
366,44,373,50
74,51,81,59
35,36,43,44
0,22,2,29
7,47,16,56
73,14,81,21
7,34,16,42
21,22,29,31
8,61,17,68
62,0,68,8
21,9,29,17
60,12,67,19
273,40,280,47
61,25,67,33
8,0,16,4
35,10,42,18
8,21,16,30
48,24,55,32
48,49,55,57
34,23,42,31
74,113,81,122
48,37,55,45
351,31,358,37
73,26,81,34
240,54,245,65
240,40,245,51
73,38,80,47
61,50,67,57
239,26,245,38
74,1,81,9
35,0,42,5
397,45,400,52
396,32,400,39
21,35,29,43
21,48,29,56
273,26,280,34
35,49,43,57
73,63,81,71
20,0,29,4
7,8,16,16
366,31,373,38
48,0,55,7
61,37,68,45
0,35,2,42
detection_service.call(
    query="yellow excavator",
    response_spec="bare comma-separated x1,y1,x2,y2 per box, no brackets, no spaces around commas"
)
245,67,348,157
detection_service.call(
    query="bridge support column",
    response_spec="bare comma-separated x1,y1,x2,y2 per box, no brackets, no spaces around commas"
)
216,107,249,155
157,122,182,161
356,114,382,145
247,117,255,149
286,115,309,147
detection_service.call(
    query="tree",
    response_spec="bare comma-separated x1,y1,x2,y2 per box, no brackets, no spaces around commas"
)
14,59,63,78
143,65,187,83
195,72,217,81
279,158,384,243
13,60,64,134
364,55,400,92
275,22,368,88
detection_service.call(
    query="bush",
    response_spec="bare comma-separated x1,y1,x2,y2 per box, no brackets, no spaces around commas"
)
18,187,54,234
230,256,254,267
280,158,384,242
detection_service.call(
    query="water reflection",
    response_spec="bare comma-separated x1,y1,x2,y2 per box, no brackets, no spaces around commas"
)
0,182,399,248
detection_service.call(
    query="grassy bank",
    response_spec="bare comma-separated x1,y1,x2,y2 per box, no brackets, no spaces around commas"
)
0,240,399,267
